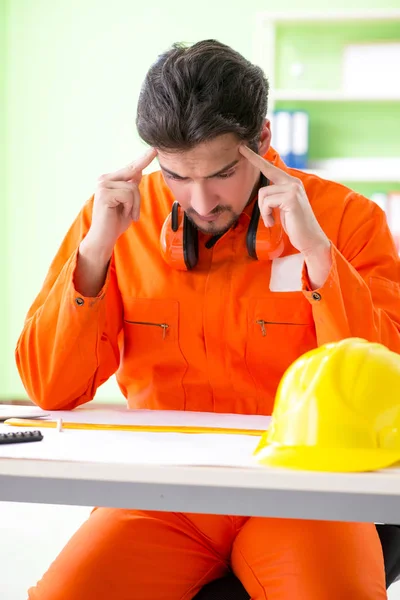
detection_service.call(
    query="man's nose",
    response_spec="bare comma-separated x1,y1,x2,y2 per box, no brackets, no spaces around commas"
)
190,183,218,216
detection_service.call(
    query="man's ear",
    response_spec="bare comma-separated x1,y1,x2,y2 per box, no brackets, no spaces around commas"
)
258,119,271,156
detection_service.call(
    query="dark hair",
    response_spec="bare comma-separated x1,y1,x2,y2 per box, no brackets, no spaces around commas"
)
136,40,269,151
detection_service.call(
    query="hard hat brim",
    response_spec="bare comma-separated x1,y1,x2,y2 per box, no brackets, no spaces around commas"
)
254,442,400,473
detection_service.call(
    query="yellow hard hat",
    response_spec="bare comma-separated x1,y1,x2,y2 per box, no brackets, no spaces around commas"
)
254,338,400,472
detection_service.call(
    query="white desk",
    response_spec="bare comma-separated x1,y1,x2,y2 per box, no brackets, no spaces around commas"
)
1,408,400,524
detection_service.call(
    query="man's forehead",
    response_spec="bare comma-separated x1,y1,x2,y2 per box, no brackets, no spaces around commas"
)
157,136,243,178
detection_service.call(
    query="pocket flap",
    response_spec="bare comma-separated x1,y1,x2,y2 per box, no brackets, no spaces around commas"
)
250,294,313,326
124,298,179,341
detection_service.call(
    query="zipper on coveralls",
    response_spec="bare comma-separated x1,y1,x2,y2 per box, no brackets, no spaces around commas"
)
125,321,169,340
256,320,307,337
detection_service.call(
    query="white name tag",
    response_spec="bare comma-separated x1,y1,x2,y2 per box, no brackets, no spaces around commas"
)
269,253,304,292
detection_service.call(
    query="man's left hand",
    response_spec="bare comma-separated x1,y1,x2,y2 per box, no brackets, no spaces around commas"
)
240,145,332,289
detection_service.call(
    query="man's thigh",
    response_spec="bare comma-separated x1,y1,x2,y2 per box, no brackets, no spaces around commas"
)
28,508,231,600
231,517,387,600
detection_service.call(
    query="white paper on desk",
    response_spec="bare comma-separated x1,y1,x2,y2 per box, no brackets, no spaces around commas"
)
0,426,261,468
0,410,270,468
45,408,271,431
0,405,49,421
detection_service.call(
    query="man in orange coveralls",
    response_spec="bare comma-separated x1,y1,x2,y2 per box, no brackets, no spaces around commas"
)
17,40,399,599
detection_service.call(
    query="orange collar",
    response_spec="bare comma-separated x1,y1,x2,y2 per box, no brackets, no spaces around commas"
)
265,145,288,171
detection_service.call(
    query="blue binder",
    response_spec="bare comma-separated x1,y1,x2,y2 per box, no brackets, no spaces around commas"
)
291,111,309,170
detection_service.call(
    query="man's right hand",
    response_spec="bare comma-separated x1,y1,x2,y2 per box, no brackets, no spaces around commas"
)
75,148,157,297
84,147,157,259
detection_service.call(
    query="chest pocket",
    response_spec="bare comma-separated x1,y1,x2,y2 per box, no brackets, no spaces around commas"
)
245,294,316,398
122,298,188,406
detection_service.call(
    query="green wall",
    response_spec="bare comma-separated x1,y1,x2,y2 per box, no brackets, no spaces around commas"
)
276,100,400,164
3,0,400,401
1,0,8,397
276,21,400,91
275,20,400,197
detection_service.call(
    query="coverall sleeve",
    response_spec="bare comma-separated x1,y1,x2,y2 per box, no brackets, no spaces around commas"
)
15,197,123,410
303,192,400,350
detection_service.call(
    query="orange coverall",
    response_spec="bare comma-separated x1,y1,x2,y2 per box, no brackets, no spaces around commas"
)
17,148,398,599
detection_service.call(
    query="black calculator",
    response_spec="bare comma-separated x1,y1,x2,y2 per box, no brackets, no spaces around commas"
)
0,430,43,444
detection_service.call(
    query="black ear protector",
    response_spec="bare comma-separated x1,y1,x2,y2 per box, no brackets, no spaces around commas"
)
246,187,264,260
172,202,199,271
160,174,284,270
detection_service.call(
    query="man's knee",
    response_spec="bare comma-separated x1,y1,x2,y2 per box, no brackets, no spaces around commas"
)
28,509,228,600
232,518,387,600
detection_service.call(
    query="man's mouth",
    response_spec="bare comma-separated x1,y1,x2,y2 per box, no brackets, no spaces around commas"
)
195,213,220,222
